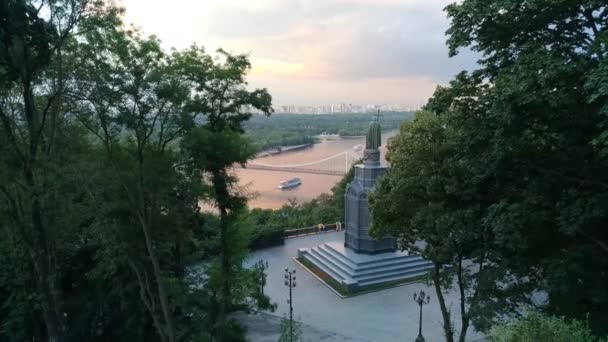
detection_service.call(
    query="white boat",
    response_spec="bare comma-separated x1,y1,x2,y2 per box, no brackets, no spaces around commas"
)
353,144,363,151
278,178,302,190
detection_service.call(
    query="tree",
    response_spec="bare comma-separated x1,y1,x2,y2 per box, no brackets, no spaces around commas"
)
374,1,608,339
489,312,607,342
1,2,273,341
0,1,120,340
179,47,273,340
278,316,303,342
440,0,608,333
68,24,213,341
370,110,527,342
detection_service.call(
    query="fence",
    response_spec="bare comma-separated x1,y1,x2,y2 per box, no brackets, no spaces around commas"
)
284,222,343,238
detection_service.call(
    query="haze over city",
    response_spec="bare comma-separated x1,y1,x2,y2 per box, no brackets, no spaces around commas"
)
121,0,478,108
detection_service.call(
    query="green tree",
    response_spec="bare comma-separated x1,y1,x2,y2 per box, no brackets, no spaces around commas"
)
278,316,303,342
370,110,526,342
375,1,608,339
0,1,120,340
439,0,608,333
489,312,607,342
180,48,273,340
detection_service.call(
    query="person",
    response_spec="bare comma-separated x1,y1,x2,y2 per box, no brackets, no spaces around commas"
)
321,223,326,232
336,221,341,231
317,223,322,233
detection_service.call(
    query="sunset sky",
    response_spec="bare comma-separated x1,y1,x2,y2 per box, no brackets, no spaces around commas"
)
121,0,478,107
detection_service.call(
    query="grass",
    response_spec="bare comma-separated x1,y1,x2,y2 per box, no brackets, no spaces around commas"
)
296,257,429,298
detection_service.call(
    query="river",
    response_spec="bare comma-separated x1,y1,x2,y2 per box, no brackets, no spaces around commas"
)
237,132,395,209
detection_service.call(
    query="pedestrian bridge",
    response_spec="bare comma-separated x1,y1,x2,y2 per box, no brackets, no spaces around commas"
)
245,151,361,176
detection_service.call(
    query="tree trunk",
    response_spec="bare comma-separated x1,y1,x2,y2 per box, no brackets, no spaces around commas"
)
217,206,231,341
128,258,169,342
456,255,469,342
211,169,232,341
431,262,454,342
136,147,177,342
140,218,177,342
22,85,68,340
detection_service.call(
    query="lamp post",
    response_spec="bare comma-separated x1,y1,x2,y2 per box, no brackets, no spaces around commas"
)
413,290,430,342
284,268,296,341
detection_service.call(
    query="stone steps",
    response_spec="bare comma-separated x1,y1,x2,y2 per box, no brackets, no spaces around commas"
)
314,245,356,271
299,243,434,292
315,245,432,280
304,249,352,283
358,269,432,287
353,261,433,280
355,264,433,284
314,245,433,282
324,243,414,266
322,244,429,272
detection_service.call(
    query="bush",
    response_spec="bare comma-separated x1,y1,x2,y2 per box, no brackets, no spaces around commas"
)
249,225,284,250
489,312,606,342
247,209,285,250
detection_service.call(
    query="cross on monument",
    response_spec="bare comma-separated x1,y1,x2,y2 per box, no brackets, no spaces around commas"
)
374,109,382,123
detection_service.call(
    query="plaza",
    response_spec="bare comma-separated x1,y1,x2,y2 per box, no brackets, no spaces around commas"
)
244,231,485,342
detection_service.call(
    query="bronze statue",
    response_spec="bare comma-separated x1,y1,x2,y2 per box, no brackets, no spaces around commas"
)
364,111,382,163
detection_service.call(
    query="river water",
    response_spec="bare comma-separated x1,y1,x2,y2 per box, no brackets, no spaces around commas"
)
237,132,395,209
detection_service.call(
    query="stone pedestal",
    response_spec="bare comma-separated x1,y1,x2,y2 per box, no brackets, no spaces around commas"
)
343,158,396,254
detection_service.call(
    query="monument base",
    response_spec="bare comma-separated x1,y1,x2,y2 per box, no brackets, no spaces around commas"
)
298,242,433,292
344,233,396,255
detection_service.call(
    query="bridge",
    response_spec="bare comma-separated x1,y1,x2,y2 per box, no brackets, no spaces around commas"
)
245,151,361,176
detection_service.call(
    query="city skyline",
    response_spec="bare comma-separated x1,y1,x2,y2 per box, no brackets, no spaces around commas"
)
272,103,417,114
121,0,478,107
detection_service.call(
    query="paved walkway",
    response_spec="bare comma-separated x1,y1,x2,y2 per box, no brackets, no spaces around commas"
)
234,311,369,342
244,232,485,342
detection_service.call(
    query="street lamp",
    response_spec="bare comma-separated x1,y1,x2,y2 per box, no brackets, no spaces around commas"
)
284,268,297,342
413,290,430,342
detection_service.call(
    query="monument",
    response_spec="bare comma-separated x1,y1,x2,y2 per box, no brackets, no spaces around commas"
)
344,114,396,254
298,114,433,292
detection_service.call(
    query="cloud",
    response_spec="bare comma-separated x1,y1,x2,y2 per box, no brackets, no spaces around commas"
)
121,0,478,105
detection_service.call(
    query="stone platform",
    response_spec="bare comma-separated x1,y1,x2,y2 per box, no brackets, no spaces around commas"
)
298,242,433,291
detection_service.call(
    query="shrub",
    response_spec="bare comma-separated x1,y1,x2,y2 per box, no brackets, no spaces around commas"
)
489,312,606,342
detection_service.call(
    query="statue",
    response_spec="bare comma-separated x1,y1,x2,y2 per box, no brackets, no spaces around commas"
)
363,111,382,165
365,118,381,150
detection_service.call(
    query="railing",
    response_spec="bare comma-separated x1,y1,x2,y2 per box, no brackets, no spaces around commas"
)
284,223,343,238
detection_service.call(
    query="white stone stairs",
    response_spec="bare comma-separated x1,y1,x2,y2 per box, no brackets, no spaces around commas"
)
299,242,434,290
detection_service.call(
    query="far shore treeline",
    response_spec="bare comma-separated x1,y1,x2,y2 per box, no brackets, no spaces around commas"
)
244,112,412,150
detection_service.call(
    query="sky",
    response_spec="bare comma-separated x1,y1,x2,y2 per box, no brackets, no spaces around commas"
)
121,0,478,107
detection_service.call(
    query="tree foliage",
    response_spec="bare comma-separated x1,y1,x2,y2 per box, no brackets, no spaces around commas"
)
372,0,608,339
0,1,274,341
489,312,607,342
277,316,303,342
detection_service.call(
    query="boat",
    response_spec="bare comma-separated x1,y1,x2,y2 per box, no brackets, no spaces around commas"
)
278,178,302,190
353,144,363,151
